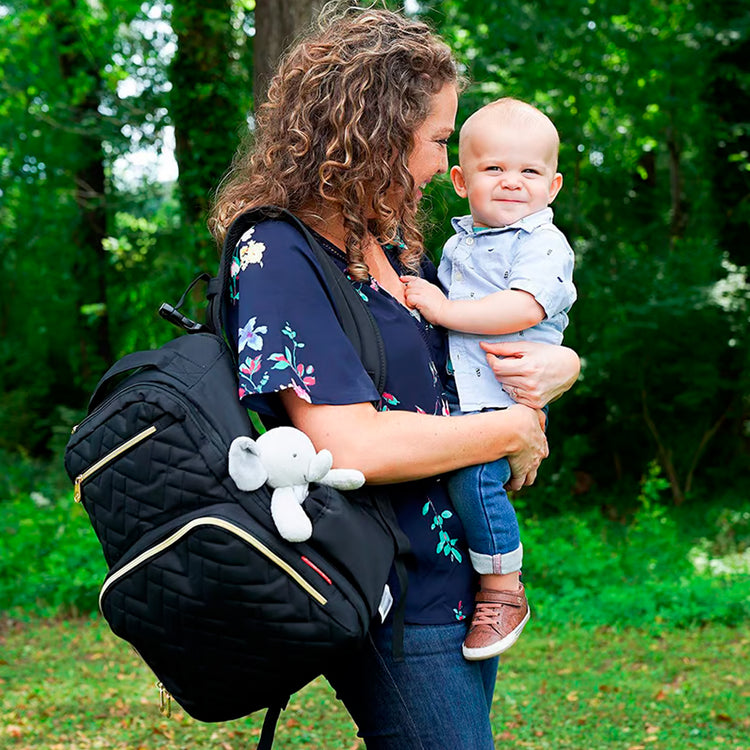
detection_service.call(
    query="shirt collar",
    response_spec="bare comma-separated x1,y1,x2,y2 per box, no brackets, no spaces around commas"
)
451,207,554,236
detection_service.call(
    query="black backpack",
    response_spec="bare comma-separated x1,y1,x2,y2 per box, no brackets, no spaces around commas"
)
64,207,409,749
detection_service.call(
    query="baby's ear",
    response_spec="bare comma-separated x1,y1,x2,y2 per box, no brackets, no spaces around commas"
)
548,172,563,204
450,165,468,198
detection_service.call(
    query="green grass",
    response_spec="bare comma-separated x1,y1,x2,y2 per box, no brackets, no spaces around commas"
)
2,617,748,749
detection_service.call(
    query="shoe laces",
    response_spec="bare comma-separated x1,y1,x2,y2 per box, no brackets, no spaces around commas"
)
472,599,518,626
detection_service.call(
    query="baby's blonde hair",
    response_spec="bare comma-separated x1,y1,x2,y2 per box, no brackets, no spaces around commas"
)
459,97,560,169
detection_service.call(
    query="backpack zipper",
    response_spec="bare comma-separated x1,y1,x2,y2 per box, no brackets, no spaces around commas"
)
157,682,172,717
74,425,157,504
73,379,238,498
99,516,327,609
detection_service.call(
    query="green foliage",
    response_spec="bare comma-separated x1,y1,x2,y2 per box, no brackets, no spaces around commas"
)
523,464,750,630
2,0,750,499
0,0,172,454
169,0,252,229
0,491,103,616
419,0,750,499
2,453,748,631
0,449,102,615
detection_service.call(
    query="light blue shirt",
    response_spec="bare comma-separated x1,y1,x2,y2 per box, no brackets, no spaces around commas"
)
438,207,576,411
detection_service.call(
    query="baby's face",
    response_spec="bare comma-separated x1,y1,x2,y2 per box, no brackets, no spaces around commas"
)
452,118,562,228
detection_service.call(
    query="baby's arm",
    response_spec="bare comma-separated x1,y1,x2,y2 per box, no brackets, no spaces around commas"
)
401,276,545,335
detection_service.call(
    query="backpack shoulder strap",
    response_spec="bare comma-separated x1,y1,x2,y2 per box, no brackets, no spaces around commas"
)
257,702,285,750
208,206,387,393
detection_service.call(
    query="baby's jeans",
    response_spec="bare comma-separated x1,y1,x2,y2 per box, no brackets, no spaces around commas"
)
446,381,523,575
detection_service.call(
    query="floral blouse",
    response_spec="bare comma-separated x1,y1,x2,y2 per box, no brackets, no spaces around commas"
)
226,218,475,625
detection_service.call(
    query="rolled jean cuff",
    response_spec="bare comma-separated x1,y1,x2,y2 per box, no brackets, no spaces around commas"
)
469,542,523,575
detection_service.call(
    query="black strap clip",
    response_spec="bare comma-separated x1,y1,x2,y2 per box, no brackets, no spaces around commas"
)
158,273,211,333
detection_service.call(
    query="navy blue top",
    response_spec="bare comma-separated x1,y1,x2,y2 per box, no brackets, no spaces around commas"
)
226,218,476,625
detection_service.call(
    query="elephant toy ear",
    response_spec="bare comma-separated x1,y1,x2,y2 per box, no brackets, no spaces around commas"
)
306,449,333,483
228,436,268,492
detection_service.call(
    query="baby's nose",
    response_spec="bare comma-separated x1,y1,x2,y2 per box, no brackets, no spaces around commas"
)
500,172,521,187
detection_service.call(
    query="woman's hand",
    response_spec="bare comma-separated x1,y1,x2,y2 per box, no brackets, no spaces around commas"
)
502,404,549,491
482,341,580,410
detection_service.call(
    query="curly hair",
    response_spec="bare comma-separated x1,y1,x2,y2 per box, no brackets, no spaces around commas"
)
208,5,460,280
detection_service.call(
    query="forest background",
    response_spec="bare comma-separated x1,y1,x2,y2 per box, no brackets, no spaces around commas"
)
1,0,749,627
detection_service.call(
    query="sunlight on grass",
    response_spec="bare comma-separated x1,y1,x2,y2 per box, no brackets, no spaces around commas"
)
2,617,748,749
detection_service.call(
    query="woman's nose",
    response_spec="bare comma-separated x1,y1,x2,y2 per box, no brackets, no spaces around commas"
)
438,150,449,175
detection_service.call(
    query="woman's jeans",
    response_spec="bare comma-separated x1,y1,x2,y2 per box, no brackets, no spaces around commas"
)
326,622,499,749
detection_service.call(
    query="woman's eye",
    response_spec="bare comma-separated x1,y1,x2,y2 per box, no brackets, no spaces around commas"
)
436,138,449,146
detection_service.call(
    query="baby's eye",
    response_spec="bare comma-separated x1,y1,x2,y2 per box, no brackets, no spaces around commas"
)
485,166,501,172
523,168,541,175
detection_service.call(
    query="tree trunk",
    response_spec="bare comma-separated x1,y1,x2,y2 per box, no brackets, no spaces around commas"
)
170,0,244,233
52,0,111,377
253,0,325,106
666,113,687,245
641,388,685,505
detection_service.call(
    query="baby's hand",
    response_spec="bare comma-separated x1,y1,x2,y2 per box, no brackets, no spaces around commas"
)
400,276,448,325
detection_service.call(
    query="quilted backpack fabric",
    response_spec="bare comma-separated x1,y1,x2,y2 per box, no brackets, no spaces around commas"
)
63,208,407,743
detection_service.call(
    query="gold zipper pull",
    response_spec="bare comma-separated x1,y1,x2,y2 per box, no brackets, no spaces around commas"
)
74,476,83,503
157,682,172,717
71,425,157,506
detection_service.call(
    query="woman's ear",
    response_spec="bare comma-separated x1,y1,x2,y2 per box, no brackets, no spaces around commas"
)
548,172,563,204
450,165,468,198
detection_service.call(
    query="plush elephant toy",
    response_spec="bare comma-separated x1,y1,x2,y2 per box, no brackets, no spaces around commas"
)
227,426,365,543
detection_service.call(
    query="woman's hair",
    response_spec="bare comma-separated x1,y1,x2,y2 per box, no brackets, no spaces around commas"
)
208,5,460,279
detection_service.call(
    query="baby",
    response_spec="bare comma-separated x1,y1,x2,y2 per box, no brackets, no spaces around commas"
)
402,98,576,660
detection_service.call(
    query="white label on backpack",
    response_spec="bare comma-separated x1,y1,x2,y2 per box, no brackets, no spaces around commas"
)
378,584,393,623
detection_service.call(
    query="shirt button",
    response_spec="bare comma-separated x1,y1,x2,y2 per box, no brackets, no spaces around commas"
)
455,271,463,281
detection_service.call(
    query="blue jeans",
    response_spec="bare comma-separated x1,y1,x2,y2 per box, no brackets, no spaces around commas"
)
326,622,499,749
445,380,522,575
447,458,522,574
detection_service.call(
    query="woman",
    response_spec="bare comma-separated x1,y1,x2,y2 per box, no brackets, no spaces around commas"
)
210,7,579,748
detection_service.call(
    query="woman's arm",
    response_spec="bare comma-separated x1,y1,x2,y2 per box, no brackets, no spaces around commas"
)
482,341,580,409
279,391,548,492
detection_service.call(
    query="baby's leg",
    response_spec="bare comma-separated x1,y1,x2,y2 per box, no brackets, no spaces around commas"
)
447,457,522,579
447,458,529,660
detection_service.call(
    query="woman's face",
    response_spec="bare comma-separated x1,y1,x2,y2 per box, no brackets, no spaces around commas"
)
407,83,459,201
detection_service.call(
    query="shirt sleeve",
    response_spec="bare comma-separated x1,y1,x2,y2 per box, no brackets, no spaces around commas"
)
230,218,380,418
436,235,457,292
508,226,577,319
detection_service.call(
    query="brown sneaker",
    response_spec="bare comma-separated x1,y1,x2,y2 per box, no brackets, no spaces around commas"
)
462,585,530,661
